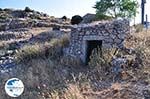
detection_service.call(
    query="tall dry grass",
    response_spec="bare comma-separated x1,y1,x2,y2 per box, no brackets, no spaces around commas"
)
15,34,70,63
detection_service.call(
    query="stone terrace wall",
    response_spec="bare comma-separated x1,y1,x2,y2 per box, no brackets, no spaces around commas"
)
67,19,130,63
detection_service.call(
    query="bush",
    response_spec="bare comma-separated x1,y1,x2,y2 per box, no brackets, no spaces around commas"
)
24,7,33,12
0,8,3,11
71,15,83,25
62,16,67,21
43,13,48,17
3,8,12,12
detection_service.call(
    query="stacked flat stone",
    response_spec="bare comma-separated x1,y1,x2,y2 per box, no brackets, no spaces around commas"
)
0,30,29,41
67,19,130,62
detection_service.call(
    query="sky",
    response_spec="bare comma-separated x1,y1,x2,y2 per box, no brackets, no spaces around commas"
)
0,0,96,17
0,0,150,24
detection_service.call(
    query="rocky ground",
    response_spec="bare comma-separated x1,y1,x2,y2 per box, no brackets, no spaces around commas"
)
0,8,150,99
0,27,70,72
0,8,70,72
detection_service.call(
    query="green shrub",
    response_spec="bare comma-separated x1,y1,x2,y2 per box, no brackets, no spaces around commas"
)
95,13,113,21
62,16,67,21
71,15,83,25
24,7,33,12
3,8,12,12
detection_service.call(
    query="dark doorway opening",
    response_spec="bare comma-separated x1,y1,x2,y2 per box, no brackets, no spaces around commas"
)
85,40,102,65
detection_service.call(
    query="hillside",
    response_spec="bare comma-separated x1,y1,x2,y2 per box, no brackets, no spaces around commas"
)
0,8,70,31
0,8,150,99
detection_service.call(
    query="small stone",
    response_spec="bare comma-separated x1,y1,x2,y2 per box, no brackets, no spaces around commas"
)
86,31,90,35
7,50,14,55
105,38,113,43
114,38,122,43
78,51,81,54
0,60,3,64
110,34,116,39
103,32,109,36
1,57,6,60
118,34,125,39
102,44,112,48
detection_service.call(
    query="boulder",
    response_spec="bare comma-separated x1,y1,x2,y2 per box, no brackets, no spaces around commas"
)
81,13,96,24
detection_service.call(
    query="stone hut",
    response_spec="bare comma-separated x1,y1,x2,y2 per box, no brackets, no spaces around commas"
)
67,19,130,64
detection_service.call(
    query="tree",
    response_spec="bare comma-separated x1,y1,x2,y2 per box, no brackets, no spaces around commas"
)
93,0,139,19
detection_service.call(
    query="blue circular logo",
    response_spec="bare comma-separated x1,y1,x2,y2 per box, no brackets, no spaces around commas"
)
5,78,24,97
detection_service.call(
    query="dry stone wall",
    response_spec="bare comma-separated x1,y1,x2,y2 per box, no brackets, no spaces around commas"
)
67,19,130,63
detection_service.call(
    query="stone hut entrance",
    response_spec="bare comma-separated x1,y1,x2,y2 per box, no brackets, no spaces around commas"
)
85,40,102,64
67,19,129,64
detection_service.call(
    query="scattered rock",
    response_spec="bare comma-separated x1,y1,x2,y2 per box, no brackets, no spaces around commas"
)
111,57,126,75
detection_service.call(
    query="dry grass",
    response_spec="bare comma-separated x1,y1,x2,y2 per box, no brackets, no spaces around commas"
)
60,55,81,67
88,47,118,67
132,30,150,38
15,34,69,63
131,37,150,83
134,24,144,33
15,44,44,62
124,30,150,83
12,50,87,99
1,29,150,99
50,84,86,99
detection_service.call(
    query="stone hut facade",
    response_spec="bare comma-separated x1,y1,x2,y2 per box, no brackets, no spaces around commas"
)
67,19,130,63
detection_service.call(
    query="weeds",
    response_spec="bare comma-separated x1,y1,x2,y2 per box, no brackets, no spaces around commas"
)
15,34,69,63
60,55,81,67
88,47,118,68
50,84,85,99
134,24,144,33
